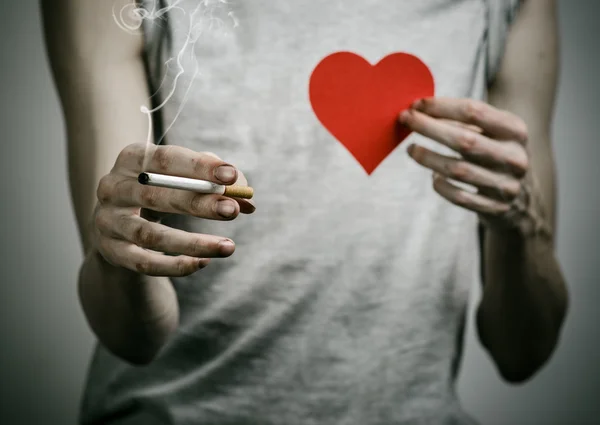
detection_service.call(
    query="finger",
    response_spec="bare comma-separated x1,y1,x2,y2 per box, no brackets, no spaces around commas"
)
408,144,521,202
96,208,236,258
97,236,209,277
114,143,239,185
235,198,256,214
400,109,529,176
97,175,242,220
410,97,529,143
432,173,510,215
231,170,256,214
439,119,483,134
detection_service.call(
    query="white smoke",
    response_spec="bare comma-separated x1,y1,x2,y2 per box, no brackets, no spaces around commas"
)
113,0,239,152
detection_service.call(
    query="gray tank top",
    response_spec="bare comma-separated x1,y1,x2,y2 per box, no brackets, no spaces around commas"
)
80,1,520,424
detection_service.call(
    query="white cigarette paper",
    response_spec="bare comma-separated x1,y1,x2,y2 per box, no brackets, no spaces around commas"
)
138,172,254,199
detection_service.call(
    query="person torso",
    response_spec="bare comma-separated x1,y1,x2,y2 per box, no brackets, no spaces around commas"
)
79,1,517,424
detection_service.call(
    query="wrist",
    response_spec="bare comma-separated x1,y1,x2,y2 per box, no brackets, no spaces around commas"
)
484,221,555,259
482,172,554,242
82,247,142,291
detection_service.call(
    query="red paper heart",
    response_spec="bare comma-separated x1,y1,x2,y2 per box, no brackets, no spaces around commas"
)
309,52,435,175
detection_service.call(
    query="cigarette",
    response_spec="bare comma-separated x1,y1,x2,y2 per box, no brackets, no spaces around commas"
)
138,172,254,199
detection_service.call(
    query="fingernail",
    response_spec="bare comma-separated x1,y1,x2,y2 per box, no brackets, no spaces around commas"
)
214,165,237,183
197,258,210,269
217,200,236,218
218,239,236,256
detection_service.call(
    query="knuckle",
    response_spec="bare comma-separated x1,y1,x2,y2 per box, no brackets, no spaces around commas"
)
116,213,131,234
189,194,207,214
140,186,160,208
117,143,145,167
97,175,114,204
191,156,209,175
464,100,485,123
132,222,161,247
456,130,478,153
175,257,192,276
189,237,207,256
153,145,176,172
447,161,470,180
134,258,154,275
122,143,143,156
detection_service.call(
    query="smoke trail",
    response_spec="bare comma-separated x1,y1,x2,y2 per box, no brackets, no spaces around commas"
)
112,0,239,167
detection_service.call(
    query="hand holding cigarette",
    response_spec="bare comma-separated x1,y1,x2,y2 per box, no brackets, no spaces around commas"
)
93,143,255,277
138,172,254,199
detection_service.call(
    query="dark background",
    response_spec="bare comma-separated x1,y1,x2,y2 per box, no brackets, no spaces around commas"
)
0,1,598,423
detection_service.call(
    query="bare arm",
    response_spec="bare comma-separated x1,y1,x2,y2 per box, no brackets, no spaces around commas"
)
41,0,149,251
399,0,568,383
41,0,179,364
478,0,568,382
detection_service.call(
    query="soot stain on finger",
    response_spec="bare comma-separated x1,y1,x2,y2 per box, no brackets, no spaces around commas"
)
153,146,174,172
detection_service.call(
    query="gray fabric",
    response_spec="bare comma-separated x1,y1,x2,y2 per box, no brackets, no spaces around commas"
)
80,1,520,424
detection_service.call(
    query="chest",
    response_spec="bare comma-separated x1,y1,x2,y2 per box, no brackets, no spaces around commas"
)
164,0,486,60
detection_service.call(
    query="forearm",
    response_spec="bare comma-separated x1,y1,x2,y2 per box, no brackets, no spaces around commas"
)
68,77,178,363
477,143,568,382
477,222,568,382
79,248,178,364
64,73,177,363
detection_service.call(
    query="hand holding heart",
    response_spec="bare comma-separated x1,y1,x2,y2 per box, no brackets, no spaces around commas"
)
309,52,546,234
400,97,544,234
